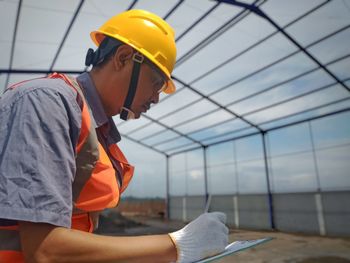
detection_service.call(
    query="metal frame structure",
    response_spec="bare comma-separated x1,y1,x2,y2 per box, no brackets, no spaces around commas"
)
1,0,349,227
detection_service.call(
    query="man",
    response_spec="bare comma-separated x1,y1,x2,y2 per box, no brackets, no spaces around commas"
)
0,9,228,263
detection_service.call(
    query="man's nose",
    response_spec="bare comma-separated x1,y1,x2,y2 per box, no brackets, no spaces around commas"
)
151,92,160,104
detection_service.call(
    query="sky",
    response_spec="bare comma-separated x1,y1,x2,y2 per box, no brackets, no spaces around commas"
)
0,0,349,198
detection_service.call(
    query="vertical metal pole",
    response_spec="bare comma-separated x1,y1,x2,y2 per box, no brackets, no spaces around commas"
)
233,140,239,194
262,131,275,229
233,141,240,228
166,155,170,219
203,146,209,211
308,122,321,192
184,153,188,221
308,122,326,235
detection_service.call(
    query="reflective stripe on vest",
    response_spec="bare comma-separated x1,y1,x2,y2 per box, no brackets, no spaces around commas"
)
0,73,134,262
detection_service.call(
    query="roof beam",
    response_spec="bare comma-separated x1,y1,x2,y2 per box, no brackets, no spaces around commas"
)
119,133,168,156
176,2,221,42
169,102,350,156
163,0,185,20
217,0,350,93
176,0,265,67
141,114,205,147
173,76,263,132
124,1,336,140
127,0,138,10
0,69,82,74
49,0,85,71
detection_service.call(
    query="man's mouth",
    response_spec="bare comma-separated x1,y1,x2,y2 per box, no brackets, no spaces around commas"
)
142,104,150,113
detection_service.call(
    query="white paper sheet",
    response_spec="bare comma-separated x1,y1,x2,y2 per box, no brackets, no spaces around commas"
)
195,237,273,263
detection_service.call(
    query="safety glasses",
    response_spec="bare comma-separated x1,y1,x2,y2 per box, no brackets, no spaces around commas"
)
146,61,168,94
133,52,168,94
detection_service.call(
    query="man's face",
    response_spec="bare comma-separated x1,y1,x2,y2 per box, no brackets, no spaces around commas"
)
94,46,168,118
130,61,167,119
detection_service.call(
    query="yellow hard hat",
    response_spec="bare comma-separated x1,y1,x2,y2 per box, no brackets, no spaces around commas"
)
90,9,177,94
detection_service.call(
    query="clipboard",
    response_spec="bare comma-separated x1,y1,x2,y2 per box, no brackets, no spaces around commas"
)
195,237,273,263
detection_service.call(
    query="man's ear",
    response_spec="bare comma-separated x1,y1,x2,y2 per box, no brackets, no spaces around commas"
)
113,44,134,71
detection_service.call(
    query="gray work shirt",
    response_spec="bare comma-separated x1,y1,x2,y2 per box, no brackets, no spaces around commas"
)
0,72,120,228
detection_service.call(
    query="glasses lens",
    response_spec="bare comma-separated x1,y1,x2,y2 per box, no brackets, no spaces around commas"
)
157,81,167,94
149,64,167,93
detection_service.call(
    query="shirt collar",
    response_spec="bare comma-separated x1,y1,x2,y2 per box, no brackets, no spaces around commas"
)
76,72,121,143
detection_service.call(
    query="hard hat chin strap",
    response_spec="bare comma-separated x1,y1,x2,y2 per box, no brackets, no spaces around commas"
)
120,107,135,120
120,53,144,121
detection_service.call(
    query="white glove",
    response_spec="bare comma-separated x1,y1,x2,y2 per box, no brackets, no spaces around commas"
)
168,212,229,263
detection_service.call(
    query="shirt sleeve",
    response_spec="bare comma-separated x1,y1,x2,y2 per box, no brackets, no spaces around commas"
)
0,81,81,228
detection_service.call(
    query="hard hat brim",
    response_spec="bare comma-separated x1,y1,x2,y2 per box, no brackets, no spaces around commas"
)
164,79,176,94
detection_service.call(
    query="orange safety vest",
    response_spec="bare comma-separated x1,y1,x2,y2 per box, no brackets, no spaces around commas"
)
0,73,134,262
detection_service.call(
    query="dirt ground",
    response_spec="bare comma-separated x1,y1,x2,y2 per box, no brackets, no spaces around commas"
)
96,210,350,263
223,230,350,263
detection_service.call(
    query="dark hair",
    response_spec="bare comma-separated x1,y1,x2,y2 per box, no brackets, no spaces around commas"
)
93,45,119,69
85,36,123,69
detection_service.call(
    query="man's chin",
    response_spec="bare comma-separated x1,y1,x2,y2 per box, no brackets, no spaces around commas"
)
135,108,147,119
134,111,142,119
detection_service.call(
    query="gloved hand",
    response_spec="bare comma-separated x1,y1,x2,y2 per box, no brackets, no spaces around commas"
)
168,212,229,263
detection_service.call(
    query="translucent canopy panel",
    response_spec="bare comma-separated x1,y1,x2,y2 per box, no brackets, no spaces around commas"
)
167,143,202,156
235,134,264,161
175,109,233,134
156,136,198,152
201,126,258,146
13,0,80,69
207,141,235,166
161,99,219,127
210,52,318,105
311,111,350,149
133,0,180,17
143,130,179,146
308,27,350,65
0,0,19,68
174,3,242,60
227,69,335,116
243,84,350,124
260,98,350,131
169,152,186,173
147,88,201,119
267,122,313,157
175,8,277,83
327,56,350,81
190,32,299,96
316,145,350,191
189,118,248,141
186,148,204,170
130,122,166,140
166,0,219,39
0,75,7,93
116,116,151,134
285,1,350,47
1,0,349,157
208,164,238,195
269,151,318,193
260,0,324,27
